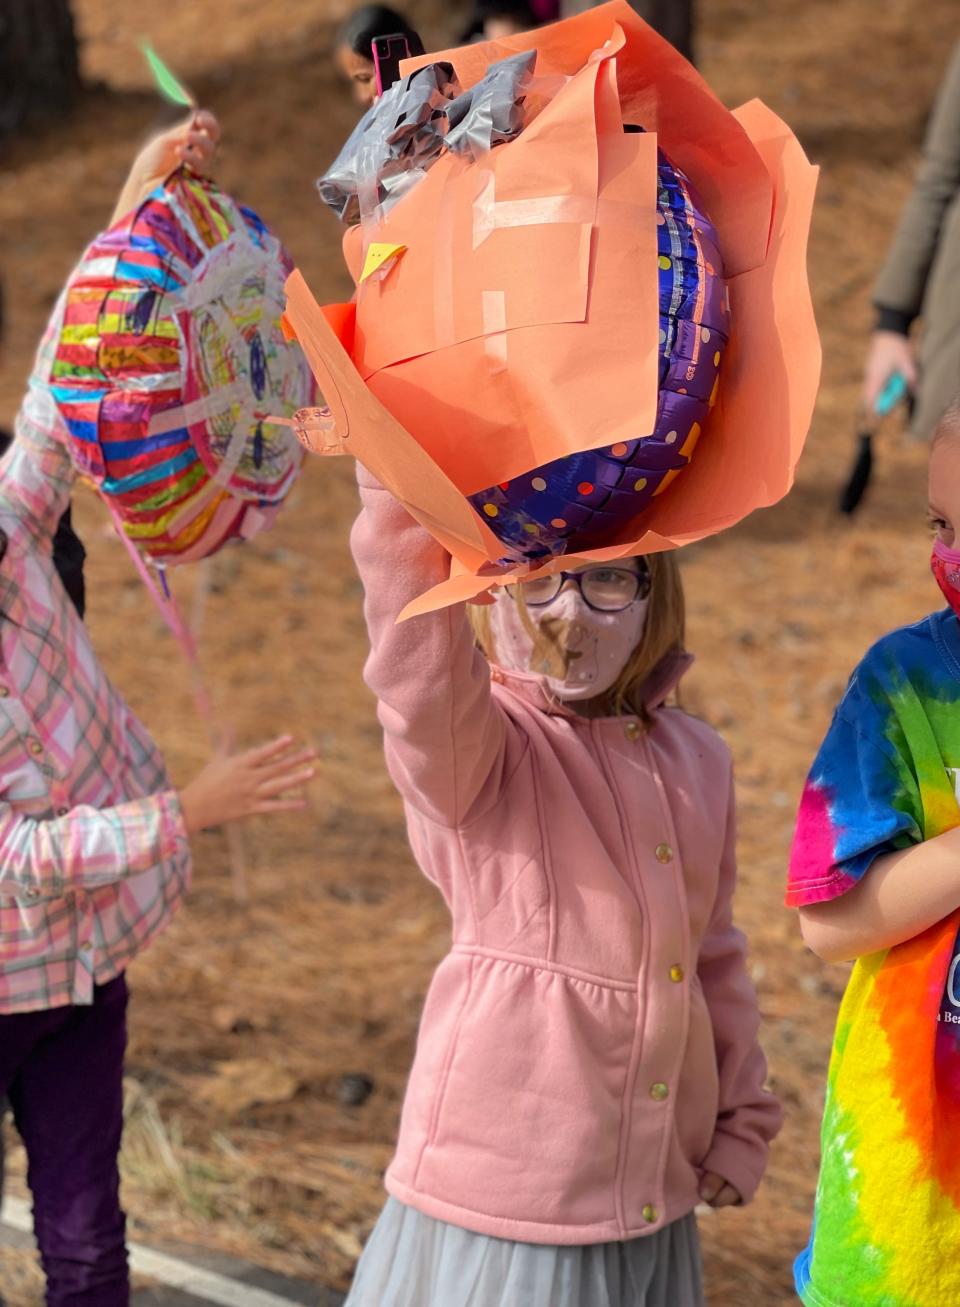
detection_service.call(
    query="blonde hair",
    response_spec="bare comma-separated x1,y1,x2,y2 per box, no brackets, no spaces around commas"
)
469,554,686,725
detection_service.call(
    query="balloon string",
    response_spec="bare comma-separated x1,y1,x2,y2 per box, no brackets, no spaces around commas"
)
186,556,249,904
110,510,248,901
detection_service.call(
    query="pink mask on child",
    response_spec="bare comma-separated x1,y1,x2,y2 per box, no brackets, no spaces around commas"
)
488,585,648,702
932,537,960,618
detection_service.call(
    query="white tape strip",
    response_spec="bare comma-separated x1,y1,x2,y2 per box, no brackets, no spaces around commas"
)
1,1195,300,1307
433,175,458,350
181,234,286,315
145,380,253,437
481,289,508,373
472,171,596,249
77,254,121,280
146,289,274,537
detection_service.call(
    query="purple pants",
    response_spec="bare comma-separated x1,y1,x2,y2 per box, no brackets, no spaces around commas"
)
0,974,129,1305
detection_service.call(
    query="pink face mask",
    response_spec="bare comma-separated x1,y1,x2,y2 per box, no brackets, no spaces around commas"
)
488,582,649,703
932,537,960,618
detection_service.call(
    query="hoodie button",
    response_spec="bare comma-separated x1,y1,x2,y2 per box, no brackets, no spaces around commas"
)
669,965,685,983
624,720,641,741
642,1204,657,1223
650,1082,669,1101
655,843,673,864
491,669,504,684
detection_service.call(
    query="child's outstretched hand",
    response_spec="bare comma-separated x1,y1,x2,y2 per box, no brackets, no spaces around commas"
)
179,735,317,836
110,110,221,226
699,1171,741,1209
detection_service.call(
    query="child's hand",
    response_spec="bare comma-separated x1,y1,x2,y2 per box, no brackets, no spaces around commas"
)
110,110,221,227
699,1171,741,1209
179,735,317,836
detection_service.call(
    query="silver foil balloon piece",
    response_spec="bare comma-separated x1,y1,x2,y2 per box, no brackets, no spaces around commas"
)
444,51,536,160
318,52,537,226
318,63,462,226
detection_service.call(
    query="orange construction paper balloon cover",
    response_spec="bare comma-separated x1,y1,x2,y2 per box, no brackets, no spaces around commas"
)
282,1,820,619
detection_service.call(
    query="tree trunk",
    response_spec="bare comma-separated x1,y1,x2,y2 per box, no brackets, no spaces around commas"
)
0,0,80,140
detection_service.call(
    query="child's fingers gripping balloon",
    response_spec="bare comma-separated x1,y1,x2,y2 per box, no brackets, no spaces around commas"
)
136,47,218,177
110,110,222,225
138,110,220,183
178,110,220,175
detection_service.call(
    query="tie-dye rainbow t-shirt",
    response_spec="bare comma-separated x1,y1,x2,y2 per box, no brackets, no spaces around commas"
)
787,609,960,1307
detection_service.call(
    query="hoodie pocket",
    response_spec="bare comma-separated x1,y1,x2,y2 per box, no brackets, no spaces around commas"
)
415,952,637,1231
673,975,720,1168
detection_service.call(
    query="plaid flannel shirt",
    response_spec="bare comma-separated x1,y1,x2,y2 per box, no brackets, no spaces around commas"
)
0,310,190,1013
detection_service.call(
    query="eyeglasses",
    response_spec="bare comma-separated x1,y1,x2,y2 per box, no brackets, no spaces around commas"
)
512,564,651,613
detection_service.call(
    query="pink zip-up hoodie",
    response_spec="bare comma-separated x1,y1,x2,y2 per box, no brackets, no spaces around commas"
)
352,469,782,1245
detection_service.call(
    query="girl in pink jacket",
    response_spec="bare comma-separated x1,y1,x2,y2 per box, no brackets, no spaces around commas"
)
345,466,781,1307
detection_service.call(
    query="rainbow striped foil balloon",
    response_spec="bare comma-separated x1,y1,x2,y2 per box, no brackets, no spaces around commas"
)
51,171,310,565
468,150,728,563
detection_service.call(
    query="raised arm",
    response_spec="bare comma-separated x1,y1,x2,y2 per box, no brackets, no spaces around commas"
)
698,781,783,1205
350,466,510,827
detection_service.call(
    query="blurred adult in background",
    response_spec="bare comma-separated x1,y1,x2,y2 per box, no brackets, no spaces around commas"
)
458,0,694,55
334,0,694,110
459,0,554,43
561,0,695,63
863,42,960,440
334,4,424,108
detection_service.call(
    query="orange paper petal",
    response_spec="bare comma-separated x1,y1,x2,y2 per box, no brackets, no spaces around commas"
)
285,8,820,620
284,272,502,570
348,41,661,494
400,0,773,278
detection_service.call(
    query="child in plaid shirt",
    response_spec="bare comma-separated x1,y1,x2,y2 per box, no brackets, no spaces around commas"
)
0,271,88,1285
0,115,316,1305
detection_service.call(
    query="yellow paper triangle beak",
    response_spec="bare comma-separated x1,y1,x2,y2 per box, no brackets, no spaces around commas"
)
359,242,407,284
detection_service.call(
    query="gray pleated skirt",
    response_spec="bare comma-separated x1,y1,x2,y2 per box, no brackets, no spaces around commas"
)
344,1198,705,1307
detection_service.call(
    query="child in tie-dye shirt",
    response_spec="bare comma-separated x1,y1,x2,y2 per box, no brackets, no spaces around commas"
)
787,399,960,1307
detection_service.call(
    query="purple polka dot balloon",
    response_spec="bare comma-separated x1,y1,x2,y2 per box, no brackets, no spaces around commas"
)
468,149,728,563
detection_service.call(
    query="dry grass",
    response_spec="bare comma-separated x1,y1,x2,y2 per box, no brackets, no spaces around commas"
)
1,0,958,1301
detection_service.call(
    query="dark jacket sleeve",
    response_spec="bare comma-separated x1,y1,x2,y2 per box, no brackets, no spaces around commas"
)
873,41,960,327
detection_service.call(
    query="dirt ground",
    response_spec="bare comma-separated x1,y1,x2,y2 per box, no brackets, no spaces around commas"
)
1,0,959,1302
